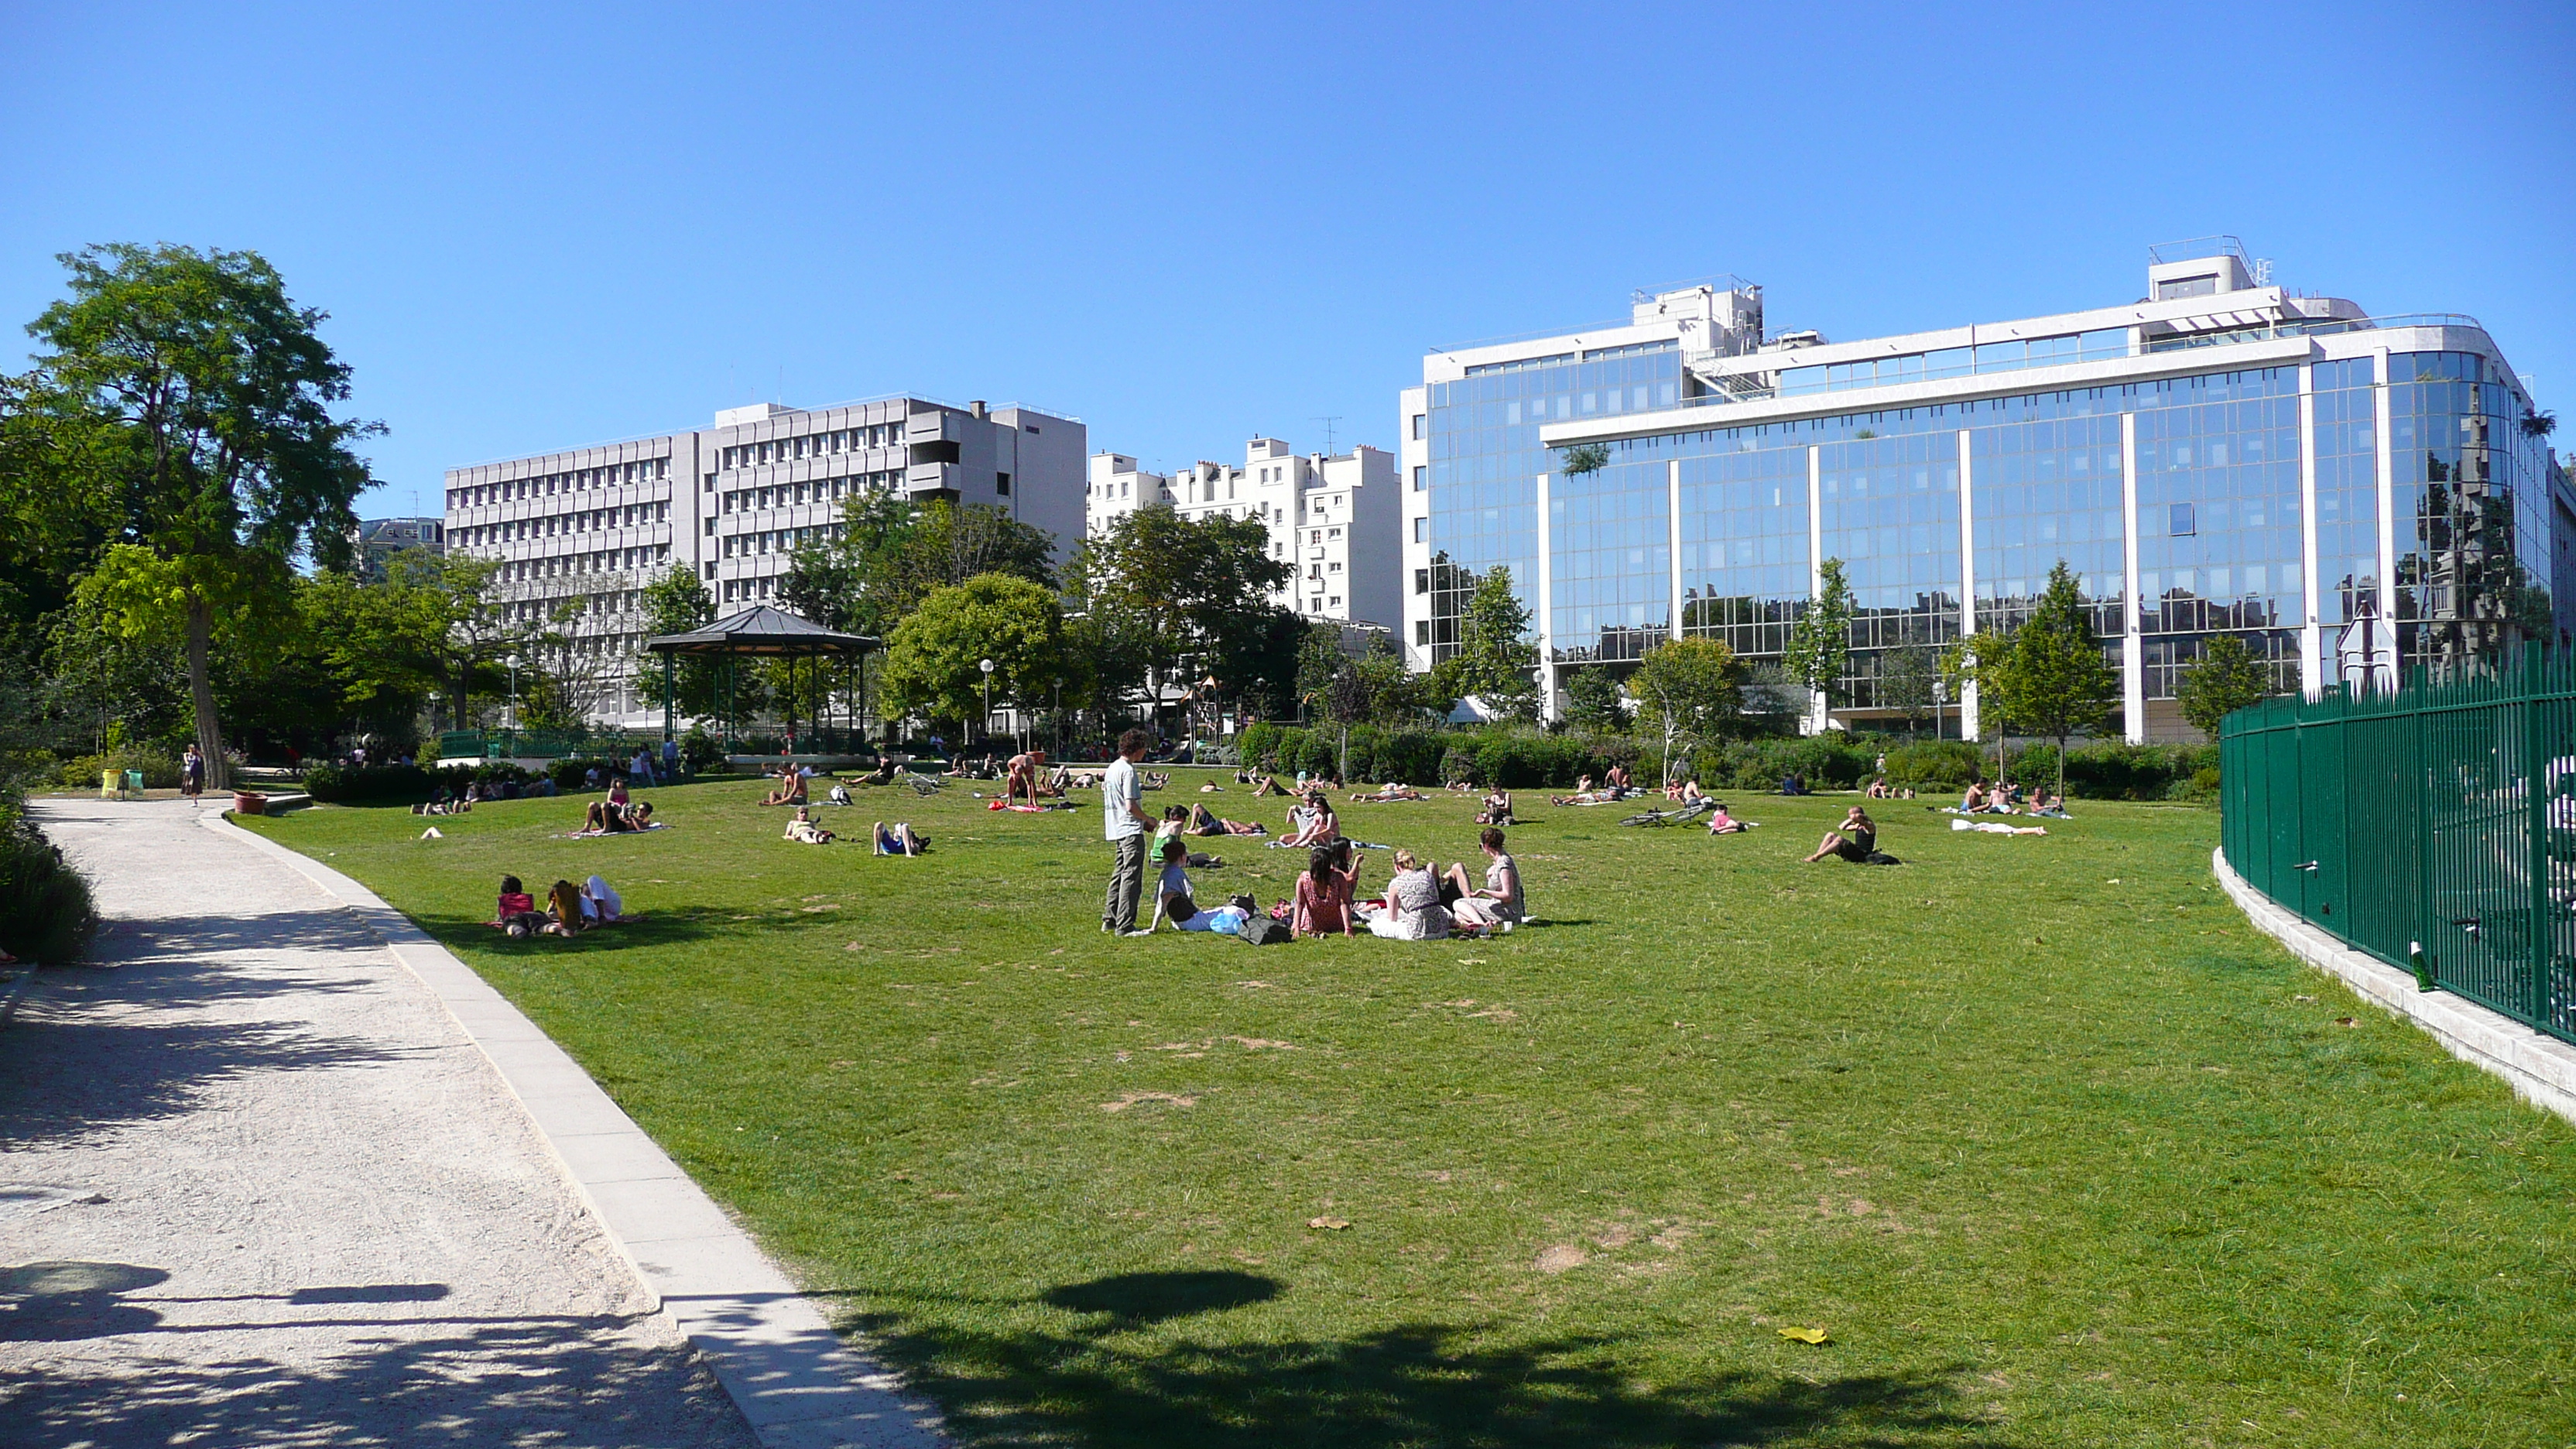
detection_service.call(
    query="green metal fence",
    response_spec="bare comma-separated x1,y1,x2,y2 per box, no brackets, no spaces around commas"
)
2220,642,2576,1046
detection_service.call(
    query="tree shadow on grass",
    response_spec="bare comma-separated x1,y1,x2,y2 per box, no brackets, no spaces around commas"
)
848,1271,2005,1449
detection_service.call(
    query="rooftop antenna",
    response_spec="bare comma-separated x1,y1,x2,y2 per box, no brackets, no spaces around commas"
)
1311,416,1342,455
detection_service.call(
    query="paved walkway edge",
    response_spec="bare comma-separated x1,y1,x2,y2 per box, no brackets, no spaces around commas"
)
2214,846,2576,1125
200,813,949,1449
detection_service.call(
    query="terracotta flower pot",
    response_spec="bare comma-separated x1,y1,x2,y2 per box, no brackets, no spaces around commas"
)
232,792,269,816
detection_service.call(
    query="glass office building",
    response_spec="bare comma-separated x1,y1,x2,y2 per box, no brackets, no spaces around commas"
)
1397,244,2571,739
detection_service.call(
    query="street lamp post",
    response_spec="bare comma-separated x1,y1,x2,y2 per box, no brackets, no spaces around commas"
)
979,657,995,749
1932,678,1946,742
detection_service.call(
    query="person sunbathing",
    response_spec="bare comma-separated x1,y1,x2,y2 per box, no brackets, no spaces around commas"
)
543,879,590,935
1953,817,2049,835
1444,827,1524,933
1475,789,1515,826
1292,841,1360,939
579,800,629,834
492,874,549,937
1252,774,1293,797
1349,782,1426,803
1803,807,1879,864
1190,802,1267,837
874,820,928,855
1706,801,1754,834
1865,776,1892,799
1960,780,1991,813
865,756,900,787
783,806,834,844
2029,790,2071,818
1278,793,1340,848
577,875,637,925
761,767,808,807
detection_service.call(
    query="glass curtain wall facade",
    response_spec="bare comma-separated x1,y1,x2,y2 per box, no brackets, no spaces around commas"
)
2132,369,2307,697
2389,351,2556,670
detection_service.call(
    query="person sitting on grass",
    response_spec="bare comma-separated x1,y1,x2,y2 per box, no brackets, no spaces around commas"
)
1190,802,1268,837
1293,841,1360,939
1475,788,1515,826
784,805,834,844
874,820,928,855
1803,806,1879,864
1958,779,1990,813
1444,827,1524,933
2030,789,2071,819
1865,776,1892,799
608,775,631,811
762,766,808,807
1662,777,1702,803
1605,764,1632,798
1362,849,1450,940
1145,838,1250,933
1279,792,1340,848
1350,781,1427,803
1706,801,1754,835
492,875,550,937
864,756,900,787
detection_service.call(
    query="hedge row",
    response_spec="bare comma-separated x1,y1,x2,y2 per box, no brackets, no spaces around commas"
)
301,763,436,804
0,793,94,963
1238,722,2220,800
56,748,182,792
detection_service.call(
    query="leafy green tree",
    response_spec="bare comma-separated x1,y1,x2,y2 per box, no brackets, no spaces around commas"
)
880,573,1066,737
635,563,731,725
1561,666,1626,731
22,245,378,786
790,493,1057,636
1941,628,2012,776
2178,634,2276,738
1876,643,1940,732
1294,620,1349,721
1987,561,2119,797
1074,507,1295,712
1559,442,1611,475
1780,557,1854,727
1629,637,1742,784
1430,566,1538,722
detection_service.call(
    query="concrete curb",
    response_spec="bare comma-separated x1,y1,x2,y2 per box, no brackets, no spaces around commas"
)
2213,846,2576,1125
200,811,949,1449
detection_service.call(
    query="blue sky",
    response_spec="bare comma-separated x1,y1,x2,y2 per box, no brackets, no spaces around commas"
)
3,2,2569,519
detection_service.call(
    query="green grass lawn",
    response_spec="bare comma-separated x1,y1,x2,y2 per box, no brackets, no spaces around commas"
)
237,775,2576,1447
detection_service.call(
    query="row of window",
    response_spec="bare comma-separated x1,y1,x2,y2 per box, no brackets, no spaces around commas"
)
456,502,670,548
723,524,844,558
721,425,903,471
449,459,669,509
475,544,672,583
721,474,899,514
1776,328,2134,398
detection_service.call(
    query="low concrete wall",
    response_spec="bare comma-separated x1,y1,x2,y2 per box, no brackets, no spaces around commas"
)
2213,847,2576,1125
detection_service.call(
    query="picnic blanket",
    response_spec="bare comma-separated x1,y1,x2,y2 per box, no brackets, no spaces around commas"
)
565,822,670,838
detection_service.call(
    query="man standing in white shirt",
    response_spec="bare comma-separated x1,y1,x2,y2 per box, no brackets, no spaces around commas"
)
1101,728,1159,935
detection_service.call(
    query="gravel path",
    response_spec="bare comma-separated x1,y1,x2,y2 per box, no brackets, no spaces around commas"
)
0,798,760,1448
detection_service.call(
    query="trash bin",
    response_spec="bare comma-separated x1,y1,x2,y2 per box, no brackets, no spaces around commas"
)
123,769,146,798
101,769,121,800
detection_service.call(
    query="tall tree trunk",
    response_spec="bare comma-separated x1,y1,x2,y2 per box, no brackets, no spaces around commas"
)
185,593,228,791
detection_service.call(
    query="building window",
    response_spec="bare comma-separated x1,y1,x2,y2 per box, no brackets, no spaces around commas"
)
1413,517,1427,542
2169,502,2196,537
704,519,716,536
1413,465,1425,491
1415,568,1430,594
1416,621,1430,645
1412,413,1426,440
996,471,1011,495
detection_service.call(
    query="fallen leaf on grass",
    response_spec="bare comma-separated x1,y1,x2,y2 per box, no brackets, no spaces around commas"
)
1307,1216,1351,1231
1778,1326,1831,1345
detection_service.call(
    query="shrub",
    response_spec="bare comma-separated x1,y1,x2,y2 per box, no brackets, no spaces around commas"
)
547,758,625,792
2011,742,2220,800
680,727,724,775
1688,736,1874,792
300,763,434,805
1440,745,1480,786
0,796,94,963
1880,740,1983,790
57,748,182,792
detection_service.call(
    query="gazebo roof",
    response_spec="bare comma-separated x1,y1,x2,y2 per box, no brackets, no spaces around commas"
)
643,605,879,657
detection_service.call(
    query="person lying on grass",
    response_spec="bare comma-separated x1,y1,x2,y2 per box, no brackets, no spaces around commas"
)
1443,827,1523,932
1706,800,1756,835
1146,837,1251,933
576,874,637,925
1803,806,1879,864
492,875,550,937
1293,841,1361,939
1349,782,1427,803
784,806,834,844
580,800,631,834
1190,802,1268,837
1953,818,2050,836
1251,774,1293,796
874,821,928,855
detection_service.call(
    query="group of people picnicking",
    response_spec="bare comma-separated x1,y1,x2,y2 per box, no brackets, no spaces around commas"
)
491,872,637,938
1095,728,1526,940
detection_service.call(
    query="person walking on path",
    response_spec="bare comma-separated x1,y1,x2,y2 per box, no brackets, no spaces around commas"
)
1101,728,1158,935
180,742,206,807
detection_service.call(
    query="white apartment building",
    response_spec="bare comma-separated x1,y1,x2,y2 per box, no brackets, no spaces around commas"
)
442,396,1085,724
1085,437,1400,629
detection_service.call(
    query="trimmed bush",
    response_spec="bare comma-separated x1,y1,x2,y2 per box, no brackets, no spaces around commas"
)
300,763,434,805
1880,740,1983,790
2011,742,2218,801
547,758,627,792
0,797,94,963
